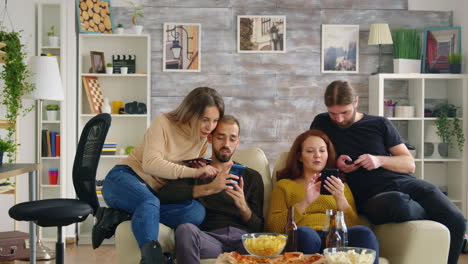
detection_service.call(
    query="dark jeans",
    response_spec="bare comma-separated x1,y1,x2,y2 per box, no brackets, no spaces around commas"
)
175,223,248,264
298,225,379,264
102,165,206,247
362,178,466,264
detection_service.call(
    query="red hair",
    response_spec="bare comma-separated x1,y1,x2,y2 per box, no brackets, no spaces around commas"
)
277,129,337,181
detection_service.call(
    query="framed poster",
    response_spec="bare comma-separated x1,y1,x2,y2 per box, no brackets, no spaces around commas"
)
163,23,201,72
422,26,461,73
237,15,286,53
321,24,359,73
76,0,113,34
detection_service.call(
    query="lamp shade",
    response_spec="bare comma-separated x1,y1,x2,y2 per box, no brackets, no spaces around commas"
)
26,56,64,101
425,124,442,143
368,24,393,45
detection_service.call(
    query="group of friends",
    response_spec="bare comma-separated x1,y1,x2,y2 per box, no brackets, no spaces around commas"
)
93,81,466,264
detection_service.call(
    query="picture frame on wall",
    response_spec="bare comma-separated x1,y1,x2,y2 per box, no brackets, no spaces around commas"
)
90,51,106,73
237,15,286,53
422,26,461,73
163,23,201,72
76,0,113,34
321,24,359,73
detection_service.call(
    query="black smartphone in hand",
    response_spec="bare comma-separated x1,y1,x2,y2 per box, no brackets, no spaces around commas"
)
320,168,339,195
227,164,245,187
344,155,358,165
181,157,212,165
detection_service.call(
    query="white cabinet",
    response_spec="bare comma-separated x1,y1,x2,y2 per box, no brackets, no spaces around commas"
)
77,34,151,244
36,1,66,242
369,74,467,215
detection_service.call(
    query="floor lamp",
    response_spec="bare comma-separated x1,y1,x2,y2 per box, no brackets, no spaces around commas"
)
27,56,64,260
368,23,393,75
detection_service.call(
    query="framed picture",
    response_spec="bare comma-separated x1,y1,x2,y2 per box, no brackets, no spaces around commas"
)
90,51,106,73
76,0,113,34
163,23,201,72
321,24,359,73
237,15,286,53
422,26,461,73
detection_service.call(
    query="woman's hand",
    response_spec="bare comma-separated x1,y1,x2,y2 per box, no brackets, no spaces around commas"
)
296,173,321,214
196,165,219,178
323,176,350,211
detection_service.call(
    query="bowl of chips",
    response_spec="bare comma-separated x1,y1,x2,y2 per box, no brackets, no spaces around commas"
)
241,233,287,257
323,247,376,264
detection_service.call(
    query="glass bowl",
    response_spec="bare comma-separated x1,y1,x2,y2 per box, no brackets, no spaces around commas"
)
323,247,376,264
241,233,287,257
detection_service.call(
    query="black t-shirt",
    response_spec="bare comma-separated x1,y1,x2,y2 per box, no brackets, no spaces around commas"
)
310,113,413,205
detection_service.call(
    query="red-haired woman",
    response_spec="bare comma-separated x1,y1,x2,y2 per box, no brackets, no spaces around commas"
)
266,129,379,263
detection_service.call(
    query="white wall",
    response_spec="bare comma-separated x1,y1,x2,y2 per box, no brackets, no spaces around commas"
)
409,0,468,73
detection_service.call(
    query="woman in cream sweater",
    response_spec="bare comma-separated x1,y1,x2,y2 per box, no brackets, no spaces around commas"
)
266,129,378,263
101,87,224,263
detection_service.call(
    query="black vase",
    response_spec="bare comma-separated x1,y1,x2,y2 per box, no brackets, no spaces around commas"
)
450,64,461,74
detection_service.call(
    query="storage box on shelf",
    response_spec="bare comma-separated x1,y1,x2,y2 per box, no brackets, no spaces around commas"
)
77,34,151,244
369,74,467,215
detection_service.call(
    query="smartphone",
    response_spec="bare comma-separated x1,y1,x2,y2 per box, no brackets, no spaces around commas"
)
344,155,358,165
227,164,246,186
320,168,339,195
181,157,212,164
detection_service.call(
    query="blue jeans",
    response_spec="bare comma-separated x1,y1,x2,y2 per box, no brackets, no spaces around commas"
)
102,165,206,247
298,225,379,264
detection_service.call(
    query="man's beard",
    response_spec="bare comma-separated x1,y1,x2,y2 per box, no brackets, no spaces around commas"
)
214,147,234,162
333,108,356,128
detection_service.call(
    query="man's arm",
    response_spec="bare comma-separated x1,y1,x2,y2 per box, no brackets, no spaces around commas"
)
354,143,415,174
232,169,264,232
158,178,196,203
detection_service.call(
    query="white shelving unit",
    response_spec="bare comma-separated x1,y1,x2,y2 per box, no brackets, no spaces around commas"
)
36,1,66,242
77,34,151,244
369,73,468,215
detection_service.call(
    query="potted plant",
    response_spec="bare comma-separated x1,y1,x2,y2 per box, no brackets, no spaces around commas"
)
448,53,462,74
0,137,15,166
106,63,113,74
47,25,59,47
0,30,35,162
115,24,124,35
45,104,60,121
433,104,465,153
392,28,421,73
120,61,128,74
128,1,144,35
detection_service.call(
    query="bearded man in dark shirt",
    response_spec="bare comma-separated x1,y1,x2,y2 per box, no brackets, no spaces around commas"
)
158,115,264,264
310,80,465,264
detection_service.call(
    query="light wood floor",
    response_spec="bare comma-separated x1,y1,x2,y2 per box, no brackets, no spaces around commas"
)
6,244,468,264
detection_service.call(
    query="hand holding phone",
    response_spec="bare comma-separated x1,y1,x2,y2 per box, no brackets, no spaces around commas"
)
344,155,358,165
227,164,245,187
320,168,339,195
182,158,212,167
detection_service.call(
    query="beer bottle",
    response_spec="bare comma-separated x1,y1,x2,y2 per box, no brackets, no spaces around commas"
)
322,209,334,247
325,211,341,248
284,206,298,252
335,211,348,247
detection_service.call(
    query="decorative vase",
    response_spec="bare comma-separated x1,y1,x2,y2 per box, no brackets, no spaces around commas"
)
49,36,59,47
133,25,143,35
106,67,113,74
393,59,421,74
450,64,461,74
115,27,124,34
46,110,58,121
102,98,112,114
120,67,128,74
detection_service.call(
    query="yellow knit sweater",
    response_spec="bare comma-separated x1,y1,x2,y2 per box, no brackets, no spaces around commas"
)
266,179,360,233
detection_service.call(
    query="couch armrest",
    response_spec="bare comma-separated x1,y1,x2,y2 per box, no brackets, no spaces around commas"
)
372,220,449,264
115,221,175,264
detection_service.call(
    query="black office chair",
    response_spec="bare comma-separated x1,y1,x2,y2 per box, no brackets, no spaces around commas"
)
9,113,111,264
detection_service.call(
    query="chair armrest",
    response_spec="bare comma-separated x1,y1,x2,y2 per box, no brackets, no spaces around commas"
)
115,221,175,264
372,220,449,264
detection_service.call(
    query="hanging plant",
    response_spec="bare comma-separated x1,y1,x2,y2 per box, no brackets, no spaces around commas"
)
0,29,35,161
433,104,465,152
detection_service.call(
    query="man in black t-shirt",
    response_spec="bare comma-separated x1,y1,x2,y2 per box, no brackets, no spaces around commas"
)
310,80,465,264
158,115,264,264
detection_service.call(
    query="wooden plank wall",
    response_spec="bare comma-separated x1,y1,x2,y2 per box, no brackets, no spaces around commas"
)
112,0,451,166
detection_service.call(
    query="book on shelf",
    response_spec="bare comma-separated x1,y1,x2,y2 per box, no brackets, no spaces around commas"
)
41,130,61,157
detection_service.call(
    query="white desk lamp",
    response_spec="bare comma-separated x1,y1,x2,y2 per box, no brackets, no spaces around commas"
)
425,124,443,159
